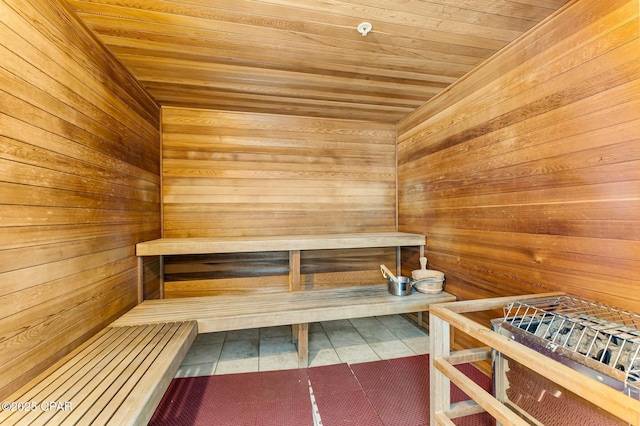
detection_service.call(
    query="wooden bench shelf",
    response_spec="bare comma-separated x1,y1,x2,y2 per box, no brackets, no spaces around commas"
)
0,322,197,426
136,232,427,300
113,284,455,367
112,285,451,330
136,232,427,256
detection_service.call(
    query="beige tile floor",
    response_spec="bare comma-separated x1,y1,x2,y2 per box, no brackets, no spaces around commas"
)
175,315,429,378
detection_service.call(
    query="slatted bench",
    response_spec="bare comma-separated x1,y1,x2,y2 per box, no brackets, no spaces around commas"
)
0,321,197,426
111,285,456,367
134,232,428,300
131,232,454,367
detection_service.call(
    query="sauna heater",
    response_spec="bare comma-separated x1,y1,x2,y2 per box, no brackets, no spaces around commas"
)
491,295,640,425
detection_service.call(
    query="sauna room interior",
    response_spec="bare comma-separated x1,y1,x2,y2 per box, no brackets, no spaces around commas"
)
1,0,639,424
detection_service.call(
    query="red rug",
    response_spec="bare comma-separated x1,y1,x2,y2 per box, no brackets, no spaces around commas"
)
149,368,313,425
346,355,493,426
149,355,493,425
307,363,385,426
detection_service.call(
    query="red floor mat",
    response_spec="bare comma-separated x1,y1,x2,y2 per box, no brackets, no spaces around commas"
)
349,355,430,426
150,355,493,425
348,355,494,426
307,363,384,426
148,369,313,426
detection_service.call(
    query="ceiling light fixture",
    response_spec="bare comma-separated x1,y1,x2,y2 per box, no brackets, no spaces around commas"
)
357,22,372,36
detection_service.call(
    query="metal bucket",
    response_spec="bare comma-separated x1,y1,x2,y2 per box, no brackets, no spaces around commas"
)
387,276,413,296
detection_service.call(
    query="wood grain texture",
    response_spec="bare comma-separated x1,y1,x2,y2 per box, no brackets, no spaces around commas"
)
65,0,568,122
0,0,160,400
397,0,640,354
161,107,398,296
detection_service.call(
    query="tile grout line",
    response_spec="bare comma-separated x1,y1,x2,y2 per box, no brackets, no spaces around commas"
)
308,378,323,426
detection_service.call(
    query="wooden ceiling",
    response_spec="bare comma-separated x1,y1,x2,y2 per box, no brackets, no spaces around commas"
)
67,0,570,123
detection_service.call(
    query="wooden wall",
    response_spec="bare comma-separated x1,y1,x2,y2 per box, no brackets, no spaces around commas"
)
0,0,160,399
161,107,397,296
397,0,640,338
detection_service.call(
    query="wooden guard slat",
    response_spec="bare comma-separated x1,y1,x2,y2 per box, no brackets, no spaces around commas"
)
136,232,426,256
0,322,197,426
444,348,491,365
429,295,640,426
434,357,529,425
433,411,457,426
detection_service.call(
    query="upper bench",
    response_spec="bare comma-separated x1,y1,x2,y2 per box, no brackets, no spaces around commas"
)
135,232,427,300
136,232,426,256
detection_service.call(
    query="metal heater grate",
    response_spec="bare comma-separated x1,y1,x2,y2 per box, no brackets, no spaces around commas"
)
501,295,640,391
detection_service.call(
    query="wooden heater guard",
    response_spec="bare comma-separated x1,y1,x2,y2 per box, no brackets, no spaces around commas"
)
428,293,640,426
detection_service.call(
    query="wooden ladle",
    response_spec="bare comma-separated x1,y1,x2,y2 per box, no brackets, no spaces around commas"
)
380,264,398,282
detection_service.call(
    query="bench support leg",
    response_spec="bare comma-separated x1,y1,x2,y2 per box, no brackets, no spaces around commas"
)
288,250,301,291
159,255,165,299
289,250,307,364
296,323,309,368
137,257,144,304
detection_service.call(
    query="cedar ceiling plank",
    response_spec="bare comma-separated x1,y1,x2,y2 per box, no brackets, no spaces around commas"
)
65,0,569,120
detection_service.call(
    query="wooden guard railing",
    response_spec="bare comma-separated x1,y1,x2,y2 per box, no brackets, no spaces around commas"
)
428,294,640,426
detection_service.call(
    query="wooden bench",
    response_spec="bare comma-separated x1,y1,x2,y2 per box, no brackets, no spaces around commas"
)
131,232,450,366
0,322,197,426
112,284,456,367
0,233,447,425
135,232,427,300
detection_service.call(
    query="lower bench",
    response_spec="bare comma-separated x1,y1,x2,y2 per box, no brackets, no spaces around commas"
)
0,321,197,426
1,285,453,425
112,284,456,367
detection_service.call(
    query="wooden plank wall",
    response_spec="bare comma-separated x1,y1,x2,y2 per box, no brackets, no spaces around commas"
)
161,107,397,296
0,0,160,399
397,0,640,345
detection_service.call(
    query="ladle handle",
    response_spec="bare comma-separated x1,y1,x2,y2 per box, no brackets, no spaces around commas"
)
420,257,428,271
380,264,398,282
